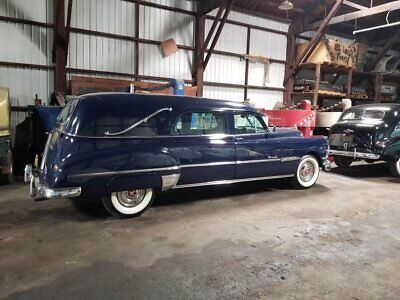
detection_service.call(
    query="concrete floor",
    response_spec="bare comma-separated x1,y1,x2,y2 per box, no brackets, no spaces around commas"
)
1,162,400,299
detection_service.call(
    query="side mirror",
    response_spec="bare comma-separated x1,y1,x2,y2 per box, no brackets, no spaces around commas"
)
273,126,276,132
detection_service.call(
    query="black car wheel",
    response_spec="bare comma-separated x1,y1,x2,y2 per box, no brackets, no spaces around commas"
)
388,156,400,178
334,156,353,168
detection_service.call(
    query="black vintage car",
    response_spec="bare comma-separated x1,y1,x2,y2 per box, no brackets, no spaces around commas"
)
329,103,400,177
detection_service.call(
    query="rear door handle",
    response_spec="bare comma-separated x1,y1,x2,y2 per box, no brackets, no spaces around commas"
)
235,137,243,141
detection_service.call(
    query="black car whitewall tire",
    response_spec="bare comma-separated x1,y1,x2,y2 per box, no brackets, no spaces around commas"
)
292,155,320,189
102,188,154,218
388,156,400,178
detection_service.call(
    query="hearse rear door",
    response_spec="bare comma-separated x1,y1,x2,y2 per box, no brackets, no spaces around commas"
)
232,111,282,179
166,110,236,186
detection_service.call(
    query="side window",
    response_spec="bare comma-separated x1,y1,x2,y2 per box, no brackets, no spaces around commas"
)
391,122,400,138
234,112,267,134
173,111,226,135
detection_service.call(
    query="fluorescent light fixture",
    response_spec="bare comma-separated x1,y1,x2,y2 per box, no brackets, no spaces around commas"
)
353,21,400,34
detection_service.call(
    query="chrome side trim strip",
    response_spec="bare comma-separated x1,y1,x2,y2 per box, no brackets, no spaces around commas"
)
329,149,380,160
69,166,181,178
281,156,301,162
181,161,236,168
173,174,294,189
236,158,281,164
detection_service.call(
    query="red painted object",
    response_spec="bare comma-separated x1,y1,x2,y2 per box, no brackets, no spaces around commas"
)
259,100,316,137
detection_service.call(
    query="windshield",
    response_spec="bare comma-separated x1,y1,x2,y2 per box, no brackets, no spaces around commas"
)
340,108,385,123
56,100,78,125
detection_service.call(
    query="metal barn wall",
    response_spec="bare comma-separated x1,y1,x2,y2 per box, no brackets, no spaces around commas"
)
0,0,290,136
203,9,288,108
0,0,53,135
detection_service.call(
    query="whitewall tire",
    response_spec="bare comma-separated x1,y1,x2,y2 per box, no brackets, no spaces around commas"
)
292,155,320,189
389,156,400,178
101,188,154,218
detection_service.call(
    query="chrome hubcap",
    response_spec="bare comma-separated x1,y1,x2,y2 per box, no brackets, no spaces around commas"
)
117,189,146,207
300,162,315,182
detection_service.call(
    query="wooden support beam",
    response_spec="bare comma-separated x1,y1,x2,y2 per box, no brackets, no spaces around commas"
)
305,1,400,32
135,1,139,78
65,0,73,61
194,8,206,96
283,18,300,106
203,0,235,70
313,63,321,107
368,30,400,72
199,0,226,16
244,27,251,101
374,73,383,103
53,0,67,95
202,4,225,55
346,68,353,97
283,0,344,86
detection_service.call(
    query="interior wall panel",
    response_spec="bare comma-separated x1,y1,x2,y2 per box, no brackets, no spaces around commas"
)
247,89,283,110
139,44,193,80
203,86,244,102
140,6,194,46
70,0,135,36
204,54,246,84
68,33,135,74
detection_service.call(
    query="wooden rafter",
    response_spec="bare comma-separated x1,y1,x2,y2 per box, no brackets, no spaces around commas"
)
306,0,400,32
283,0,344,86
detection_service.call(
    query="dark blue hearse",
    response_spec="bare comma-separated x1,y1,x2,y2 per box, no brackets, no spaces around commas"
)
25,93,329,217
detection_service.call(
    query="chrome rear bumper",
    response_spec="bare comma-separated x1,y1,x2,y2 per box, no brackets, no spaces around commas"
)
329,149,380,160
25,164,81,199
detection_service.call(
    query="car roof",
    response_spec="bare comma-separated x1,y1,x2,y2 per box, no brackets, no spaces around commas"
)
77,92,256,112
349,103,400,110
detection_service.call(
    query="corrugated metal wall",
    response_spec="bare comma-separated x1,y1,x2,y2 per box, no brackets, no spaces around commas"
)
0,0,290,134
204,9,288,108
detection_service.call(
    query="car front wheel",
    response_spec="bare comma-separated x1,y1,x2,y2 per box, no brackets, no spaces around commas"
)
388,156,400,178
292,155,320,189
101,188,154,218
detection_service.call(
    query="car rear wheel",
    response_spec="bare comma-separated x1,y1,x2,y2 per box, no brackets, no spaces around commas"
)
292,155,320,189
388,156,400,178
101,188,154,218
334,156,353,168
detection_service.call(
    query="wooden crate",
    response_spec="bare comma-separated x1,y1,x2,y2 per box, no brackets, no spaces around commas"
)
297,39,359,68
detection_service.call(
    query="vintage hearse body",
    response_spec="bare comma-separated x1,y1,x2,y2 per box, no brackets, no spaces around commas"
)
25,93,328,217
329,103,400,177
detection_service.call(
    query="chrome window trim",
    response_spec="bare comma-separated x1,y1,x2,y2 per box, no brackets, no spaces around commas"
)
104,107,173,136
173,174,294,189
56,128,234,139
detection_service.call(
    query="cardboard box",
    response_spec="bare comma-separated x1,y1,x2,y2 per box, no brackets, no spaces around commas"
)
297,39,358,68
160,38,178,58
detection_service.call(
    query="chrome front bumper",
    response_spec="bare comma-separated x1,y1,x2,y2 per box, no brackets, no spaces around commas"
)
24,164,81,199
329,149,380,160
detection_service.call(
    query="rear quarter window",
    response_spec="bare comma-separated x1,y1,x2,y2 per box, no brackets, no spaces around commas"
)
74,101,172,137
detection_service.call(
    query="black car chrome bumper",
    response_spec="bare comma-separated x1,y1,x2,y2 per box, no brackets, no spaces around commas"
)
24,164,81,199
329,149,380,160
